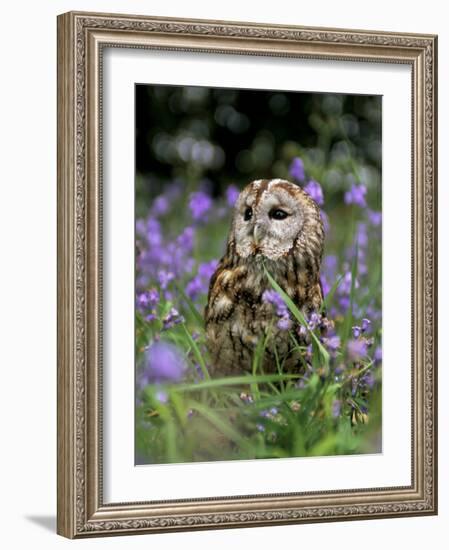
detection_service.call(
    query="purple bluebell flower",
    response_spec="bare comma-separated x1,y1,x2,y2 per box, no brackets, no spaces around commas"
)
289,157,305,181
151,195,170,217
155,389,169,403
277,316,292,331
357,258,368,277
226,184,240,207
374,346,382,363
198,259,219,280
145,313,157,323
262,288,283,312
305,344,313,361
256,423,265,432
339,272,359,295
186,259,219,300
352,304,364,320
139,341,186,386
262,289,288,318
148,288,160,304
323,255,338,279
304,180,324,206
136,219,146,237
193,362,205,380
344,183,367,208
347,339,368,362
361,371,375,389
356,222,368,247
344,243,367,276
361,318,371,332
307,311,321,330
323,335,340,352
332,399,342,418
368,210,382,226
338,295,350,311
186,275,204,301
320,209,330,233
183,259,195,276
352,326,362,339
258,407,278,419
189,191,212,221
335,364,345,375
239,392,254,404
163,307,184,330
146,218,163,247
137,288,159,310
176,226,195,251
137,292,150,310
365,303,382,322
158,270,175,290
320,274,330,297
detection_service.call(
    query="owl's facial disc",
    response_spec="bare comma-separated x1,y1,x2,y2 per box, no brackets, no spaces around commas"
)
233,179,307,261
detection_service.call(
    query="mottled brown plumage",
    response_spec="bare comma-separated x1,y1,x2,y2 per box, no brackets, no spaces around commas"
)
205,178,325,376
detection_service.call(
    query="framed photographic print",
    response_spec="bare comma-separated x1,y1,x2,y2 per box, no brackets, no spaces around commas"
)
57,11,438,538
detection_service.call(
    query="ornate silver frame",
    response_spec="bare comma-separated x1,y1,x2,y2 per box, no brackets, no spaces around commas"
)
57,11,438,538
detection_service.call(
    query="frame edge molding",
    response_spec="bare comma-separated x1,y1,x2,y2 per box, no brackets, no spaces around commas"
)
57,11,438,538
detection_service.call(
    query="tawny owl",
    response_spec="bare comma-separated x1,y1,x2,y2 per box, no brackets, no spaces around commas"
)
205,178,325,376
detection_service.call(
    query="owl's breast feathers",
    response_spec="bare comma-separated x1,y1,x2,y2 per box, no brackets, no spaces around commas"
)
205,255,323,375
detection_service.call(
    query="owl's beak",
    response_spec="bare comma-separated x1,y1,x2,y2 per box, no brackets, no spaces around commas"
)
253,224,265,245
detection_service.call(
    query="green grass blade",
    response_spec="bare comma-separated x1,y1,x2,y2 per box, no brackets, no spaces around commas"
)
181,323,211,380
171,373,302,393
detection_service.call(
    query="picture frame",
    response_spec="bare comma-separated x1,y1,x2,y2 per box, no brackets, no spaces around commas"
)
57,10,438,538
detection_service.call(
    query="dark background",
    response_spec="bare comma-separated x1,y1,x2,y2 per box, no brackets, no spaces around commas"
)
135,84,381,201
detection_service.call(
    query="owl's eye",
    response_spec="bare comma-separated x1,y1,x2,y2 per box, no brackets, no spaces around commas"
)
244,207,253,221
269,208,289,220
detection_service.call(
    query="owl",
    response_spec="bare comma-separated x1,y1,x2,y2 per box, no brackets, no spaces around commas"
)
205,178,325,376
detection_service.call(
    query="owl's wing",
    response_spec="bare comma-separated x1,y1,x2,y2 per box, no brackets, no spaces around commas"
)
204,258,227,323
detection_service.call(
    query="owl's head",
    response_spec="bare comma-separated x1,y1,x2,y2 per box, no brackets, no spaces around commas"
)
229,178,324,264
